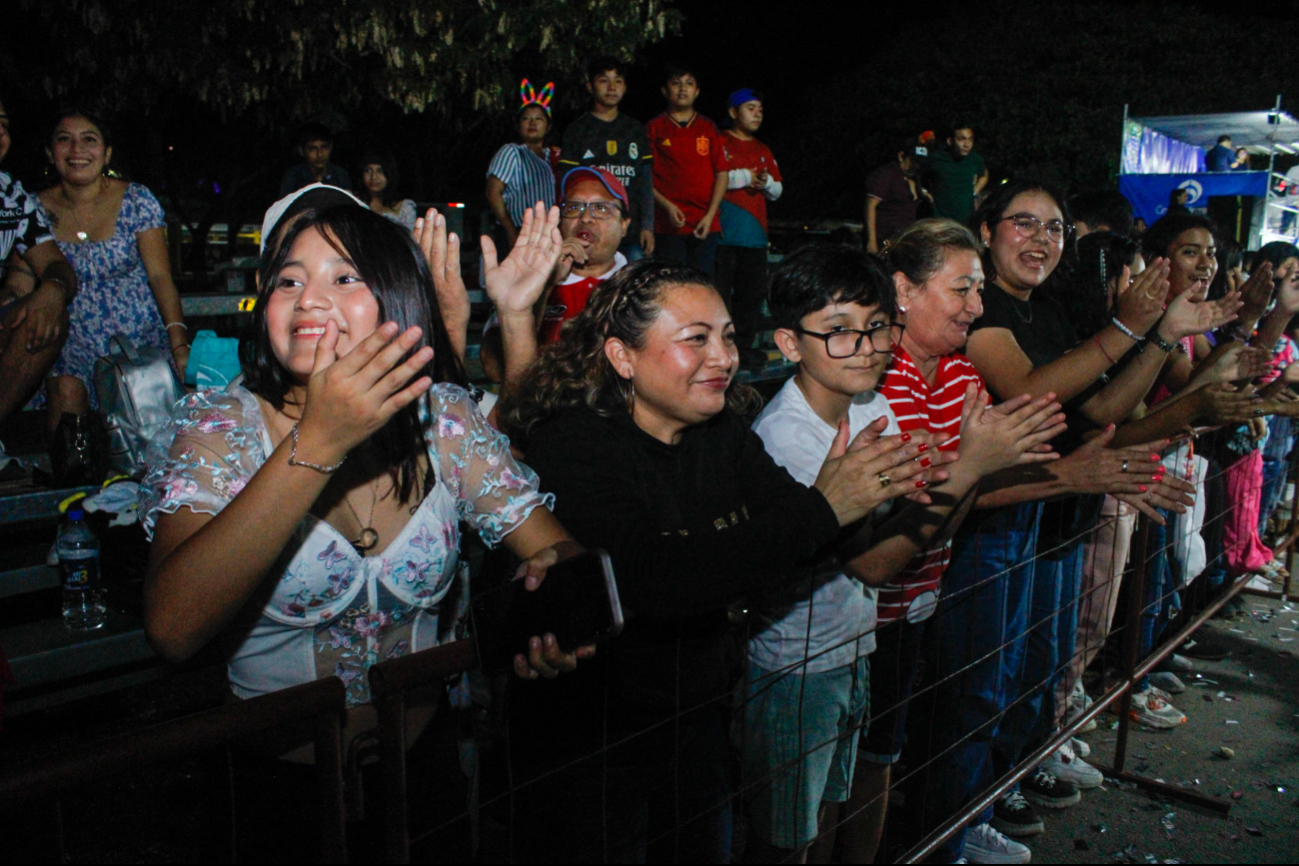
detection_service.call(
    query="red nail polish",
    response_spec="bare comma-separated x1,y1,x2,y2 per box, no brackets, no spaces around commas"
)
917,443,930,453
1140,485,1148,492
921,457,932,467
1150,454,1160,461
901,432,912,443
915,480,927,489
1152,474,1162,482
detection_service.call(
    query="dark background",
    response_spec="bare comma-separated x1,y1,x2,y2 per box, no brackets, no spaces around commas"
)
4,0,1299,271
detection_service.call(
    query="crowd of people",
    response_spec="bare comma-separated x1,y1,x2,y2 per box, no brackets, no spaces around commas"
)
3,56,1299,866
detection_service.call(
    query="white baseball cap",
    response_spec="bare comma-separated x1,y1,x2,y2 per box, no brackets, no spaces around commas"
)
259,182,367,254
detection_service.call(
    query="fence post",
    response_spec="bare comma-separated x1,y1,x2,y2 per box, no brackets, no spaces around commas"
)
1111,513,1151,774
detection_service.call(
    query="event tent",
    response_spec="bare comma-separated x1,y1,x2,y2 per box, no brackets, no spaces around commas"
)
1118,99,1299,249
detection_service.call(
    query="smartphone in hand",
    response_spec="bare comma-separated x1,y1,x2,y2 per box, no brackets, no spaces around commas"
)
474,549,624,672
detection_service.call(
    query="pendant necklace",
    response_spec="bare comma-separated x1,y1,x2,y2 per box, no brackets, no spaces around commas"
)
61,178,105,243
343,478,382,554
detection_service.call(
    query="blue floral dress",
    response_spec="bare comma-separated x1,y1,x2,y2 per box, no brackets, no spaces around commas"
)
51,182,170,406
140,381,553,705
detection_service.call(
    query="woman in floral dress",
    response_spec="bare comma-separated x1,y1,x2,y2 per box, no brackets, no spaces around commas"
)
38,109,188,415
141,203,580,747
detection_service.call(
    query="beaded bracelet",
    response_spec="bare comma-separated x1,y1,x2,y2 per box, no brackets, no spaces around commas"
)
1111,317,1141,342
286,424,347,474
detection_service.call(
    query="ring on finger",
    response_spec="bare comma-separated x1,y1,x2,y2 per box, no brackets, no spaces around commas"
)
878,473,892,488
1121,460,1129,473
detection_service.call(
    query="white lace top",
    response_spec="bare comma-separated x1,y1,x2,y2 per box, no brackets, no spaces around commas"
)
141,381,552,705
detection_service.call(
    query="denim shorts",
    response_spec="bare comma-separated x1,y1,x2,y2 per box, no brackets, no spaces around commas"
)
740,657,869,849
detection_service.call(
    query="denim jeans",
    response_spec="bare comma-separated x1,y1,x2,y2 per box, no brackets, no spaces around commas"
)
1259,416,1294,537
1138,511,1178,692
912,503,1041,863
655,232,720,277
1000,539,1086,760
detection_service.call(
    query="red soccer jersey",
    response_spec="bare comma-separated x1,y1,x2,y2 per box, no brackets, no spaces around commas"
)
647,113,727,235
538,255,627,345
719,133,782,234
876,345,984,624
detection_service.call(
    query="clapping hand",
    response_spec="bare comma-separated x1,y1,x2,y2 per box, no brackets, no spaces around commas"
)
813,417,959,525
413,208,470,361
955,386,1066,478
1236,261,1274,325
295,321,435,466
1161,267,1241,339
482,202,563,319
1114,257,1170,336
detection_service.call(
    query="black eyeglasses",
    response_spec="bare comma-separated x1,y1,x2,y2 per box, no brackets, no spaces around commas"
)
559,201,622,220
998,213,1073,243
796,323,903,358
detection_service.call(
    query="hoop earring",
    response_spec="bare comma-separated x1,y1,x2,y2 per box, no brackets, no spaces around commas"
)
622,377,636,412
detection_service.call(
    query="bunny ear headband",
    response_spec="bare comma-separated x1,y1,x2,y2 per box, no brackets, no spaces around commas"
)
520,79,555,115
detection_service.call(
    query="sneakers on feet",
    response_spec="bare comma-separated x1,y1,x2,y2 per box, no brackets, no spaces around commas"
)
1156,653,1195,673
1070,736,1091,758
1065,681,1097,733
1130,688,1186,729
1039,741,1103,790
964,822,1032,864
991,791,1043,837
1149,671,1186,694
1020,767,1081,809
1181,633,1232,660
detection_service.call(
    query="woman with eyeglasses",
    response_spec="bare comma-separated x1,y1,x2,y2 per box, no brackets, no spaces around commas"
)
873,214,1196,862
496,258,956,862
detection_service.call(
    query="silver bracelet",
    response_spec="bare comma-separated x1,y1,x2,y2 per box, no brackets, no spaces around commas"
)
165,322,188,331
1111,317,1140,342
286,424,346,474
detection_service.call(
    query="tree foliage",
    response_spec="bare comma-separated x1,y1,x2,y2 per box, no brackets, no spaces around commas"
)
11,0,679,122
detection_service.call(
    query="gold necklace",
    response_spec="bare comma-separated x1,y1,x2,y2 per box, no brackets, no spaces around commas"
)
342,477,382,554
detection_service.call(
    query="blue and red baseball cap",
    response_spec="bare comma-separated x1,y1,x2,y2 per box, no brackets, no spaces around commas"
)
560,166,630,212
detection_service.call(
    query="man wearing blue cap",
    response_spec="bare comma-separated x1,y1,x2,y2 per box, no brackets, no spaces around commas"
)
717,89,783,367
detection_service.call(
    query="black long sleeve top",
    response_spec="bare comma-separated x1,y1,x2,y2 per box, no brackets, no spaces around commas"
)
508,405,840,752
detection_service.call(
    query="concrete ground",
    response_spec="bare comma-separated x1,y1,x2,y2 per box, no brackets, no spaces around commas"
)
1027,596,1299,865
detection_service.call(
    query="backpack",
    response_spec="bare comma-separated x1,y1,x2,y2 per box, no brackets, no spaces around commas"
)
92,335,184,477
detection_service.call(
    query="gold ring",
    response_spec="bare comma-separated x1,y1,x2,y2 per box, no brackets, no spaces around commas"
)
878,473,892,487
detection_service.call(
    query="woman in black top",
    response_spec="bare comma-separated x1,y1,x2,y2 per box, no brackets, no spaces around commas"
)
499,259,952,863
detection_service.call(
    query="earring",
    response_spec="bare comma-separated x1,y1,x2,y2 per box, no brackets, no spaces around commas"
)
896,305,907,314
622,377,636,411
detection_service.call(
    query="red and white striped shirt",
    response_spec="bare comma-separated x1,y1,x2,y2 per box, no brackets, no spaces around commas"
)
875,345,984,624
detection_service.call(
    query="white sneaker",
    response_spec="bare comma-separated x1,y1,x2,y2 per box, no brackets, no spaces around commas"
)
1157,653,1196,673
1149,671,1186,694
1039,741,1103,790
1066,681,1097,732
1070,736,1091,758
964,822,1032,864
1130,688,1186,729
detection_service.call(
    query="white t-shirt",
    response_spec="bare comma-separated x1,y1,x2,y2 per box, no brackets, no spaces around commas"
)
749,377,900,674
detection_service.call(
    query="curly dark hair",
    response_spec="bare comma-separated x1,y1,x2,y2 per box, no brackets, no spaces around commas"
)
502,259,759,443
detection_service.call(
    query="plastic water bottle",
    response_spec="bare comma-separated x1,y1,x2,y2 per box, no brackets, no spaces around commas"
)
59,508,106,630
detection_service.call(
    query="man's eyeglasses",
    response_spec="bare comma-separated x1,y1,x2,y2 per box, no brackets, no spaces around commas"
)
999,213,1073,243
796,323,903,358
560,201,622,220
